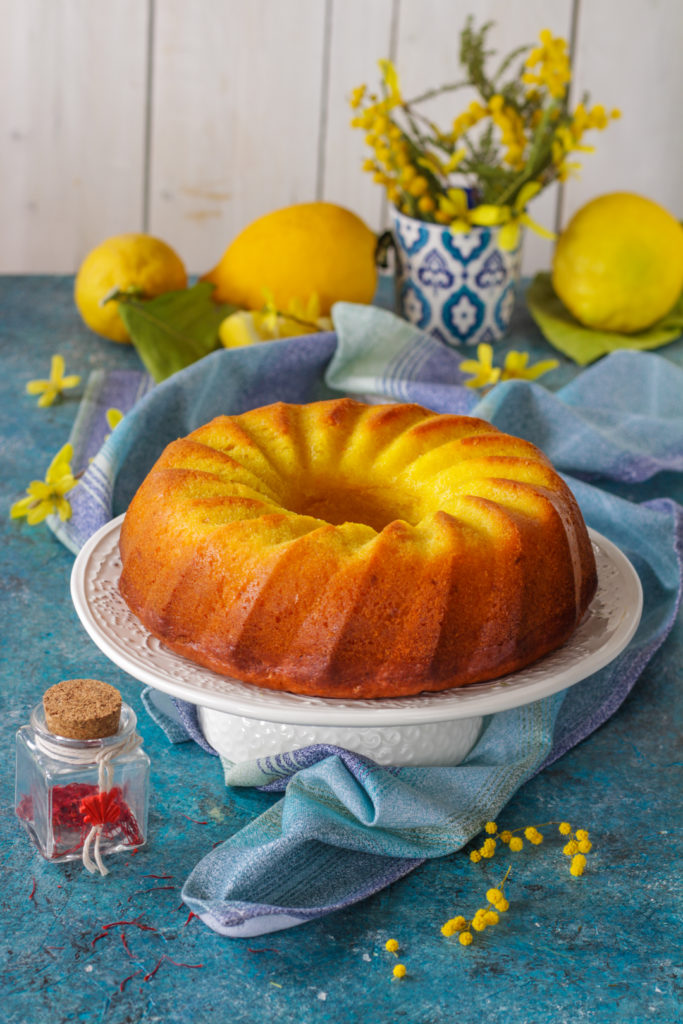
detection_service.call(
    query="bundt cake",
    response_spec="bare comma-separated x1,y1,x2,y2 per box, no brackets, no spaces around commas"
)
118,399,597,699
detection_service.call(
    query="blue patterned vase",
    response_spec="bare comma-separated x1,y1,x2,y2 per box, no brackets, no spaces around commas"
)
392,208,523,347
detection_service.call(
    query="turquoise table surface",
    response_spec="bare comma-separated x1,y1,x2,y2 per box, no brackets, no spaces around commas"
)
1,276,681,1024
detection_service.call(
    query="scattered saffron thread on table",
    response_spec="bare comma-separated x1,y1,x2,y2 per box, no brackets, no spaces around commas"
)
247,947,280,954
143,955,204,982
101,916,158,933
119,970,142,993
126,885,176,902
182,814,208,825
184,911,198,927
28,877,36,900
141,874,174,880
120,931,134,958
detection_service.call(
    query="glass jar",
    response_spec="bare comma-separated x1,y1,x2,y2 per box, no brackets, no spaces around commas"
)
15,700,149,868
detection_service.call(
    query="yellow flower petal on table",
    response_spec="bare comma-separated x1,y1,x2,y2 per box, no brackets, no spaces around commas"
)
10,442,77,526
26,354,81,407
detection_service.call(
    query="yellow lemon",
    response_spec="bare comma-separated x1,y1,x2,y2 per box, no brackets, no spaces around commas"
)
75,233,187,342
552,193,683,333
203,202,377,315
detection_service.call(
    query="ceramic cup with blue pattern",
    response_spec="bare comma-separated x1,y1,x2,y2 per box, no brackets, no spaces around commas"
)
392,208,523,347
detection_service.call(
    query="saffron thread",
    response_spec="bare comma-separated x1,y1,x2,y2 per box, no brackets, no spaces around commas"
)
126,885,175,902
143,955,204,982
182,814,208,825
28,878,36,900
119,970,142,992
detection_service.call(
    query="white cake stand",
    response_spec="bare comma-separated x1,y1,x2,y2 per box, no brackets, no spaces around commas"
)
71,515,642,767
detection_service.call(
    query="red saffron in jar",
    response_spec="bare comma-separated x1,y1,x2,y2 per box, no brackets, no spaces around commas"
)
16,783,143,859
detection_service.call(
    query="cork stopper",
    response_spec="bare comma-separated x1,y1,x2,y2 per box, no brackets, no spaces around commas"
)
43,679,122,740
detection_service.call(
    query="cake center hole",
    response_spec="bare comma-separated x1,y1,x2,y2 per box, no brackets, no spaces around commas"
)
295,482,418,532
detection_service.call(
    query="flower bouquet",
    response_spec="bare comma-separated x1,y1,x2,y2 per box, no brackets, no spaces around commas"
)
350,19,619,345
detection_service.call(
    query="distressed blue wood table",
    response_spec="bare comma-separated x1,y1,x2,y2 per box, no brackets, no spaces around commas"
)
1,276,681,1024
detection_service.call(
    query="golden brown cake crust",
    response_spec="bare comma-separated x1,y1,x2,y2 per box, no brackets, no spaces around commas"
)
118,399,598,698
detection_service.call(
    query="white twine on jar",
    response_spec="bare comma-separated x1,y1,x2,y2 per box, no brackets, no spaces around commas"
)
36,730,143,876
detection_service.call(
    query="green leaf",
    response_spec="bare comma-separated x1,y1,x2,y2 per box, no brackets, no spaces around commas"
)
526,273,683,366
115,282,238,383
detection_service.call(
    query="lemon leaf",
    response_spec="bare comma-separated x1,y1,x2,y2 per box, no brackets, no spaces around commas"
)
116,282,238,382
527,273,683,366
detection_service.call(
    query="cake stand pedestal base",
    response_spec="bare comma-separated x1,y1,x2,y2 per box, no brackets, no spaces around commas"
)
197,706,484,767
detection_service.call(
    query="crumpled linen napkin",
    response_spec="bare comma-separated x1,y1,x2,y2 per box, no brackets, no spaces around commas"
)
52,302,683,937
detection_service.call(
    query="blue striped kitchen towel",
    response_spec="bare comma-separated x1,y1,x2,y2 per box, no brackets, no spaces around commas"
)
50,302,683,936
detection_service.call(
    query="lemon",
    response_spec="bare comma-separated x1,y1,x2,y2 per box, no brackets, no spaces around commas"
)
75,233,187,342
552,193,683,333
203,202,377,315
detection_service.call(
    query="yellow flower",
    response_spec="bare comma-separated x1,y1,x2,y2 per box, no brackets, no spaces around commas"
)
523,28,571,99
559,822,572,835
486,888,503,904
459,932,473,946
470,182,556,251
349,84,366,109
563,840,579,856
570,854,587,877
481,838,496,858
469,850,482,863
441,916,466,937
575,829,590,841
105,408,123,431
219,293,332,348
407,175,429,198
509,837,524,852
484,911,499,926
10,443,77,525
485,822,497,835
524,826,544,845
503,350,559,382
495,898,510,912
438,188,472,233
26,354,80,408
378,59,402,106
392,963,407,978
417,195,436,214
459,343,501,389
443,148,467,173
499,830,512,844
385,939,399,953
577,839,592,853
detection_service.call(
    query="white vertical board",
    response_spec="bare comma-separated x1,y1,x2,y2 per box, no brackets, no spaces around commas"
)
393,0,574,274
321,0,395,233
149,0,327,275
0,0,149,273
563,0,683,226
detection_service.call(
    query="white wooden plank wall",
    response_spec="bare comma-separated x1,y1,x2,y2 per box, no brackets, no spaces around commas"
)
2,0,682,275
